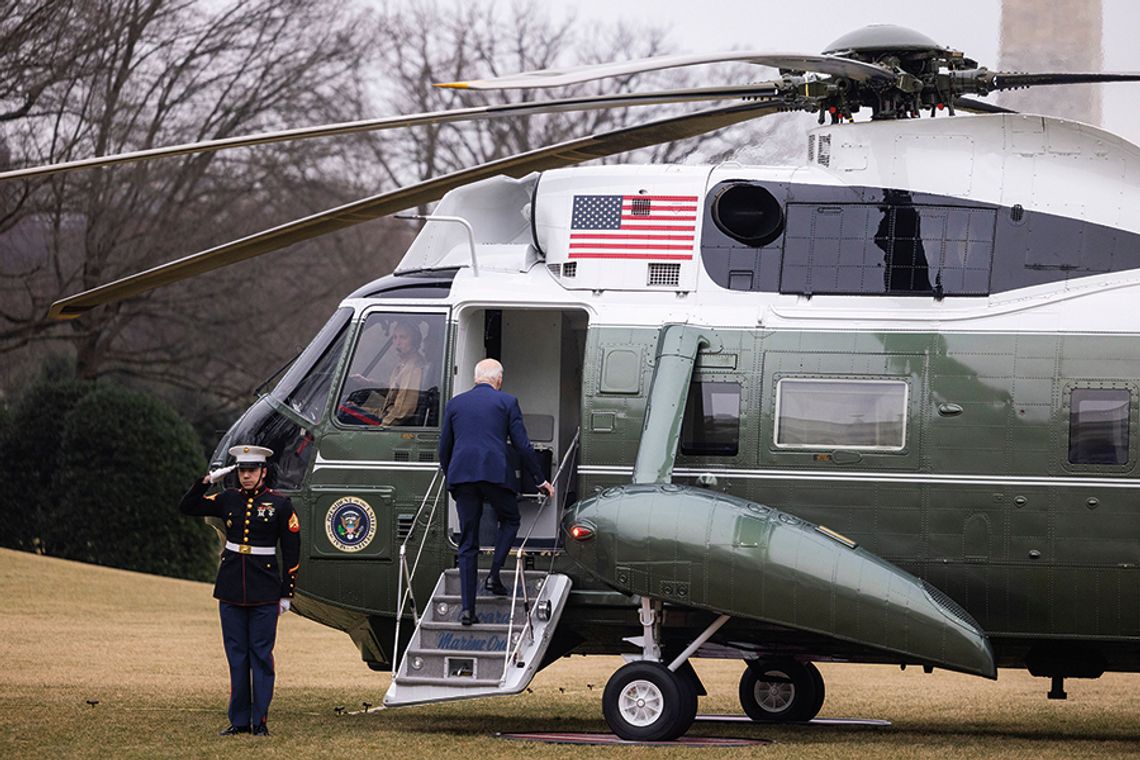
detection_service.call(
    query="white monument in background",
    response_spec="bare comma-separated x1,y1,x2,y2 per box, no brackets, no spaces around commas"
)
999,0,1103,124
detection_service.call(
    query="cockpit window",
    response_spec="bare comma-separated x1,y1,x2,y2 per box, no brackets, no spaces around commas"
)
270,308,352,423
211,398,315,491
336,312,446,428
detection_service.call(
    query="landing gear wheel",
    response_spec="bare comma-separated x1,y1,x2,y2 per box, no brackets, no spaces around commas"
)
603,661,697,741
673,663,700,730
804,661,825,721
738,658,819,723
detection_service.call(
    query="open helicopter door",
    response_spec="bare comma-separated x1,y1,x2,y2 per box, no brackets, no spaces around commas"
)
446,306,588,550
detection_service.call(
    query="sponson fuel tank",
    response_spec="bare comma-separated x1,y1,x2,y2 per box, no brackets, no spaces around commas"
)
564,484,996,679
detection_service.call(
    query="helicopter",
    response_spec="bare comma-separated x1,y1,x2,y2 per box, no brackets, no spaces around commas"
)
10,22,1140,742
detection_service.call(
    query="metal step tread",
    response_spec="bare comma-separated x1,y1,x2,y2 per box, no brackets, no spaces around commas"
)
418,620,512,632
433,593,535,604
396,675,502,687
406,647,508,658
441,568,550,579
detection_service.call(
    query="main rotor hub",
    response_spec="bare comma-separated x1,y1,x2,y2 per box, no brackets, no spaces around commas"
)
810,24,980,121
822,24,947,57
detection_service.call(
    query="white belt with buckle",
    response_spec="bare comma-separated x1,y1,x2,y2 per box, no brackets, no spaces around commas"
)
225,542,275,556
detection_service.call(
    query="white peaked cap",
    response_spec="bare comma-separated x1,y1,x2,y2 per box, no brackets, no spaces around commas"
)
228,444,274,465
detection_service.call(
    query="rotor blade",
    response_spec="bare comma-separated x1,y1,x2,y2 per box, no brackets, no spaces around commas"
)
992,71,1140,90
437,51,894,90
48,100,786,320
2,83,787,182
953,97,1016,115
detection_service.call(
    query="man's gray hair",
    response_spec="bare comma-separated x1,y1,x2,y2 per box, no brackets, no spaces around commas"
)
474,358,503,385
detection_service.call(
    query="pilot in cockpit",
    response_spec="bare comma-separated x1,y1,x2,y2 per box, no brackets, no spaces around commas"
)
342,319,426,426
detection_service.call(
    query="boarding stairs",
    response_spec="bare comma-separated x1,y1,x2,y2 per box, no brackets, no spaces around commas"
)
384,433,578,707
384,568,571,705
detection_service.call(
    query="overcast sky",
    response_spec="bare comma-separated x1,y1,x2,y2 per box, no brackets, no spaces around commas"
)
539,0,1140,147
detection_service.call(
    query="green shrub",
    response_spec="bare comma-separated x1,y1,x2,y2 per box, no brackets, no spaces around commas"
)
0,379,95,551
48,384,217,581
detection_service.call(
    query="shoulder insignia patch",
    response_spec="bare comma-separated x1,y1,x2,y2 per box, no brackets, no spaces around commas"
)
205,493,219,501
288,513,300,533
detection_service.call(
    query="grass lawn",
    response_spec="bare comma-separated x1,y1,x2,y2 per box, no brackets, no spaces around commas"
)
1,548,1138,758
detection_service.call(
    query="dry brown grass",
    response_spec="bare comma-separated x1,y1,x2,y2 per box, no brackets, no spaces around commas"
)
1,548,1139,759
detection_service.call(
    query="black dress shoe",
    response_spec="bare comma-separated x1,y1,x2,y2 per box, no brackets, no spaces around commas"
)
483,576,509,596
459,609,479,626
219,724,250,736
252,724,270,737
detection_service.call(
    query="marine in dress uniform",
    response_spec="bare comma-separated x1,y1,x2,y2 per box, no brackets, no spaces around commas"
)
438,359,554,625
179,444,300,737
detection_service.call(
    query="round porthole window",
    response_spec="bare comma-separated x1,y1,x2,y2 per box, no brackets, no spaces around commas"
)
711,183,784,247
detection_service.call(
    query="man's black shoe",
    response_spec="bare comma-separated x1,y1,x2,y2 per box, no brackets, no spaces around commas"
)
460,609,479,626
483,576,510,596
252,724,271,737
219,725,250,736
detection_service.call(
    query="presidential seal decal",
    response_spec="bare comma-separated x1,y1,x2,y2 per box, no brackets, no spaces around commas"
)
325,497,377,552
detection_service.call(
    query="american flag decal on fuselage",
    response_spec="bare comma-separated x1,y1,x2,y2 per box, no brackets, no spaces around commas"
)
569,194,698,260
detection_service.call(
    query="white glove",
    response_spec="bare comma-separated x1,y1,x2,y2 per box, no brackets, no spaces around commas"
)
278,598,291,616
207,464,236,484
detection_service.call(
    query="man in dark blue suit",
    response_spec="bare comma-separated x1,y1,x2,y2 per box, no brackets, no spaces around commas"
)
439,358,554,625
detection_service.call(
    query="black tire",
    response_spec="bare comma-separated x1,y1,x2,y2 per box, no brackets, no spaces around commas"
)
803,661,825,721
738,658,818,723
674,663,700,729
602,661,696,741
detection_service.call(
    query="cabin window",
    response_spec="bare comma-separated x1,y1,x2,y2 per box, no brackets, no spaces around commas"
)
1068,388,1131,465
272,307,352,424
775,378,908,450
336,312,446,428
680,381,741,456
779,201,995,297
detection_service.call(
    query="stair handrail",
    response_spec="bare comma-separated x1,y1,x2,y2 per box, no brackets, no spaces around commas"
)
500,429,580,684
392,467,445,679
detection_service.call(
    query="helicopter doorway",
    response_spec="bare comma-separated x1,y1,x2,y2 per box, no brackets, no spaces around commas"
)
448,306,588,550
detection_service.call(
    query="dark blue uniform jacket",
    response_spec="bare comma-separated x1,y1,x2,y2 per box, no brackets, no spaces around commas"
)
180,480,301,605
439,383,545,492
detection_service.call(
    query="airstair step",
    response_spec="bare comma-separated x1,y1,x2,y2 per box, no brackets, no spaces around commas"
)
407,647,508,659
433,593,531,604
395,676,502,687
417,626,517,654
386,571,573,707
440,568,550,578
441,568,548,596
418,620,511,632
400,646,511,680
425,596,530,625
